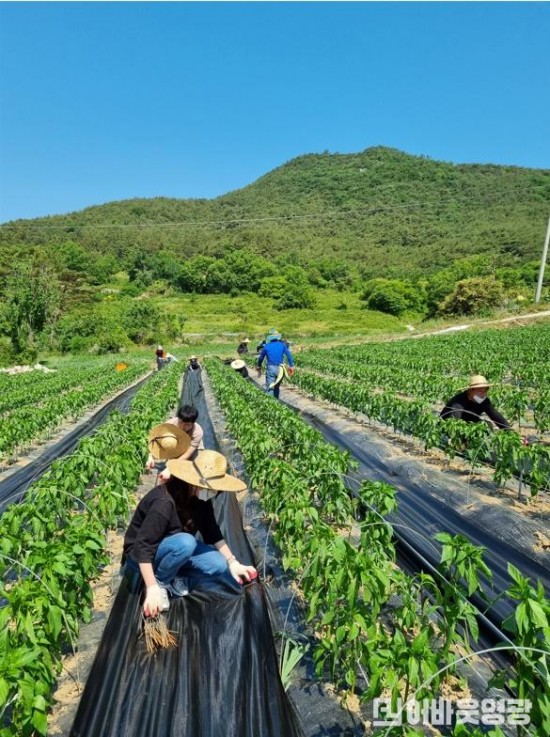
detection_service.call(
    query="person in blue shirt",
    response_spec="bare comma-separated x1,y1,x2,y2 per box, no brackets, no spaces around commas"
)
257,329,295,399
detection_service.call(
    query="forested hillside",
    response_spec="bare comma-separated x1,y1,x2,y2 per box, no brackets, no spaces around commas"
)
1,147,549,361
1,147,549,278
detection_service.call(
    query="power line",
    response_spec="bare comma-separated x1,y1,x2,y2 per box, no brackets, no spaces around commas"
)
0,184,548,231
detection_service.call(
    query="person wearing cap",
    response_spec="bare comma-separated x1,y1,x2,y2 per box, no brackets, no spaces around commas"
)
237,338,250,356
122,450,257,617
257,329,295,399
441,375,511,430
146,406,205,481
188,355,201,371
230,359,250,379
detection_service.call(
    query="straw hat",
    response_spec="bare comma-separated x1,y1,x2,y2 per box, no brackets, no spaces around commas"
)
189,355,198,361
147,423,191,460
243,338,250,343
167,450,247,493
231,359,246,370
467,375,491,390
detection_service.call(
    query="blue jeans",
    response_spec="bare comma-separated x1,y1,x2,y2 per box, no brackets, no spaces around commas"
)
126,533,241,596
265,363,281,399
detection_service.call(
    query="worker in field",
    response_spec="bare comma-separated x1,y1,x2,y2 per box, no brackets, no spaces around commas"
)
146,405,205,481
230,358,250,379
155,345,166,371
257,328,295,399
188,355,201,371
441,375,511,430
237,338,250,356
122,448,257,616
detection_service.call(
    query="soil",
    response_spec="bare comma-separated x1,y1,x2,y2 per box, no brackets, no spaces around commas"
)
47,475,155,736
46,371,183,735
276,379,550,541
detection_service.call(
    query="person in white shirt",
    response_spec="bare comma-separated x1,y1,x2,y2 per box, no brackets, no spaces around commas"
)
146,405,204,482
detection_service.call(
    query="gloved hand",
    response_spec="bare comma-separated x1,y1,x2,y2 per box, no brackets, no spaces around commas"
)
229,559,257,584
145,455,156,471
143,584,164,617
287,367,295,377
158,468,172,482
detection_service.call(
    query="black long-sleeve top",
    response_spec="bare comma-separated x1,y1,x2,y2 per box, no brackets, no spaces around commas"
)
440,390,511,430
122,485,224,565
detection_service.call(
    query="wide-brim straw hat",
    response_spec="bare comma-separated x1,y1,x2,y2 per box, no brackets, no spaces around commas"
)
243,338,250,343
231,359,246,370
147,423,191,460
167,450,247,493
189,355,198,361
466,374,491,390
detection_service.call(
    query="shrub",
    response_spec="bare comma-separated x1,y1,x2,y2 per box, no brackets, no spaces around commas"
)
438,277,504,316
361,278,424,316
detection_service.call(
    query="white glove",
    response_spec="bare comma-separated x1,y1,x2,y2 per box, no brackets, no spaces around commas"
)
229,559,257,584
145,456,156,471
158,468,172,482
143,584,164,617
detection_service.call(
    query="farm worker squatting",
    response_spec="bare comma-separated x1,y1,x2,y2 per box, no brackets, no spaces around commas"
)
257,329,295,399
122,434,257,618
440,375,511,430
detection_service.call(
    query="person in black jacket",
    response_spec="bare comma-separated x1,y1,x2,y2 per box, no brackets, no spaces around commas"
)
122,450,257,617
440,375,511,430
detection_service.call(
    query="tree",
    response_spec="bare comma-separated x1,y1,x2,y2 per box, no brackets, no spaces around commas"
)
259,276,289,300
276,284,317,310
123,300,162,343
3,262,61,358
361,278,425,316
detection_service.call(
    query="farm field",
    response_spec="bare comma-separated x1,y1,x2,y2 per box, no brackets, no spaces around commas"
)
0,323,548,737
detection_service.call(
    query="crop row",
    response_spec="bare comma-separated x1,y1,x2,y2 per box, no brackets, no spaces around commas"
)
0,364,180,737
290,368,550,498
0,360,146,417
205,360,550,736
294,354,550,433
297,325,550,386
0,362,149,463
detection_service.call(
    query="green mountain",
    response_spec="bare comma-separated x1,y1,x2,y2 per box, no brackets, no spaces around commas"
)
1,147,549,277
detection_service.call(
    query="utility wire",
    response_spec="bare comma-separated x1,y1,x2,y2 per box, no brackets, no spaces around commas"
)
0,184,548,231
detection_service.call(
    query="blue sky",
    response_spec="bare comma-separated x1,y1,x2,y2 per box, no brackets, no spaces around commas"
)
0,1,548,223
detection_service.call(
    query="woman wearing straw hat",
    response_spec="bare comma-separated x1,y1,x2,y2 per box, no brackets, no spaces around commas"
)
122,449,257,617
440,375,511,430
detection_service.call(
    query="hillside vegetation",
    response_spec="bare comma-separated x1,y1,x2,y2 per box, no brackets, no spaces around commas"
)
0,147,549,360
2,147,549,275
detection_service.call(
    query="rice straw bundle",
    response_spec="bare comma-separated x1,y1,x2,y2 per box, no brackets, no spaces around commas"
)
141,614,178,653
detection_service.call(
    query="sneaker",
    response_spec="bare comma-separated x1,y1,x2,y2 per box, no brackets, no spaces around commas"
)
170,576,189,597
158,586,170,612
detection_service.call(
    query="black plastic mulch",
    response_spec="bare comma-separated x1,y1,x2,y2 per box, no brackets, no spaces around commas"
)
70,368,306,737
0,374,150,511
